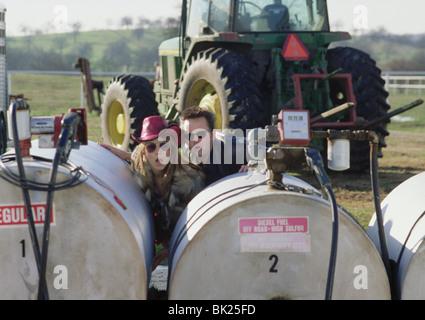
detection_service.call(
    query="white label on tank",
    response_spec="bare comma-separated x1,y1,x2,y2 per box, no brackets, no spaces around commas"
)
239,217,308,234
239,217,310,252
0,203,55,228
240,233,311,252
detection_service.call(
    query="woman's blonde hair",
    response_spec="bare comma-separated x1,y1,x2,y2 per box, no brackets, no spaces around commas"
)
132,141,201,202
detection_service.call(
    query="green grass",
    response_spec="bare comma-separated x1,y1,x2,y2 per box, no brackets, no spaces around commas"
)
10,72,425,144
386,92,425,132
11,73,112,142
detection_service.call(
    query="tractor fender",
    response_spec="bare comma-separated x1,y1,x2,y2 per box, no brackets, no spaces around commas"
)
181,34,254,79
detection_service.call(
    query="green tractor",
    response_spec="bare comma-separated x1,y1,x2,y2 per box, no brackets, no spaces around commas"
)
100,0,390,171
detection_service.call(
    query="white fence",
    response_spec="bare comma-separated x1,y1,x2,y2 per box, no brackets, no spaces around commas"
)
382,71,425,95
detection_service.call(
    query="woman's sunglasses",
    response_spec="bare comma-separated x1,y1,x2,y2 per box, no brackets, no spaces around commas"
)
146,142,167,153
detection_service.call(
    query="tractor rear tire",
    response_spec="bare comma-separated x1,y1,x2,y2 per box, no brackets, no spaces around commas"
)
102,74,158,151
327,47,390,172
177,48,264,130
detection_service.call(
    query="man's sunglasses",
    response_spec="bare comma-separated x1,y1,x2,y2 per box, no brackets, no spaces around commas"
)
146,142,167,153
189,130,211,141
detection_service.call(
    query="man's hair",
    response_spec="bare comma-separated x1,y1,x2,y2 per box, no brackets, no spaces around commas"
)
179,106,216,131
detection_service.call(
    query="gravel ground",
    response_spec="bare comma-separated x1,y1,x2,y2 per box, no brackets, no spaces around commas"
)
148,265,168,300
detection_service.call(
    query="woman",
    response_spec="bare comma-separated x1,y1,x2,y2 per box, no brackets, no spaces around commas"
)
99,116,205,270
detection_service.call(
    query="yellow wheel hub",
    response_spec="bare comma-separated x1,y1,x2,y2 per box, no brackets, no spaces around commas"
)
188,81,222,129
116,114,125,134
108,100,126,146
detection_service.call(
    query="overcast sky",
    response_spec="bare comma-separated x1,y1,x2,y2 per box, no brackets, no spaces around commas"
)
2,0,425,36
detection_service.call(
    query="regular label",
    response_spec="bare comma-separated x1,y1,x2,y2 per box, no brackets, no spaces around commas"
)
0,204,54,228
239,217,310,252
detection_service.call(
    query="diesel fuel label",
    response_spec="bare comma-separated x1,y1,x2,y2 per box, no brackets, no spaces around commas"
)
239,217,310,252
238,217,309,235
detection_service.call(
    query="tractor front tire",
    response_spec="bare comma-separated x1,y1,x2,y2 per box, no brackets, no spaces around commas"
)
102,75,158,151
178,48,264,130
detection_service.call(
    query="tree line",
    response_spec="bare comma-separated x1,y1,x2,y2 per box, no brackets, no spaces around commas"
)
7,17,180,72
6,21,425,72
341,28,425,71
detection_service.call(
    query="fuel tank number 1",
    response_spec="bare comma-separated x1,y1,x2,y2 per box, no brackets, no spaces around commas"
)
20,239,26,257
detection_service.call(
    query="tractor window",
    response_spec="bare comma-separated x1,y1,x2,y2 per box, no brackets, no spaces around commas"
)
209,0,232,32
236,0,329,32
187,0,210,38
187,0,232,37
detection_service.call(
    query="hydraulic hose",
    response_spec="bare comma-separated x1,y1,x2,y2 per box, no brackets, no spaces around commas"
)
394,209,425,299
37,112,81,300
36,132,64,299
369,134,392,291
310,130,393,297
304,148,338,300
9,100,49,300
5,103,84,300
323,184,338,300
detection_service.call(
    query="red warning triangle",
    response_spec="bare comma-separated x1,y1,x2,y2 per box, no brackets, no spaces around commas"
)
282,34,310,61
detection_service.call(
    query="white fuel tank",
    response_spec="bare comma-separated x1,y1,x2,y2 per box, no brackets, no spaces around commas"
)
368,171,425,299
0,141,154,299
168,172,390,300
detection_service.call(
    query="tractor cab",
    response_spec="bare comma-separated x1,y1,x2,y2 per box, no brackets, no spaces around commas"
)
186,0,329,38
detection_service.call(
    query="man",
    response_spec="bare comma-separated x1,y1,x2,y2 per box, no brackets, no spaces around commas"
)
179,106,248,186
263,0,289,31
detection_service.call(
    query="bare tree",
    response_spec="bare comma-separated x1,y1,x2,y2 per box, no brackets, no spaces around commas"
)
121,16,133,29
72,22,82,33
72,21,82,43
19,25,33,50
165,17,179,29
137,17,151,29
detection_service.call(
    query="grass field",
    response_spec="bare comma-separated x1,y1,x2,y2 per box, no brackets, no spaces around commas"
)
9,72,425,229
10,73,111,142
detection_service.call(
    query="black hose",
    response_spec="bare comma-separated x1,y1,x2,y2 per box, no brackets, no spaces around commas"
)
7,104,83,300
324,185,338,300
304,148,338,300
9,100,49,300
37,113,80,300
36,128,67,299
370,139,392,293
394,209,425,299
0,153,86,191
